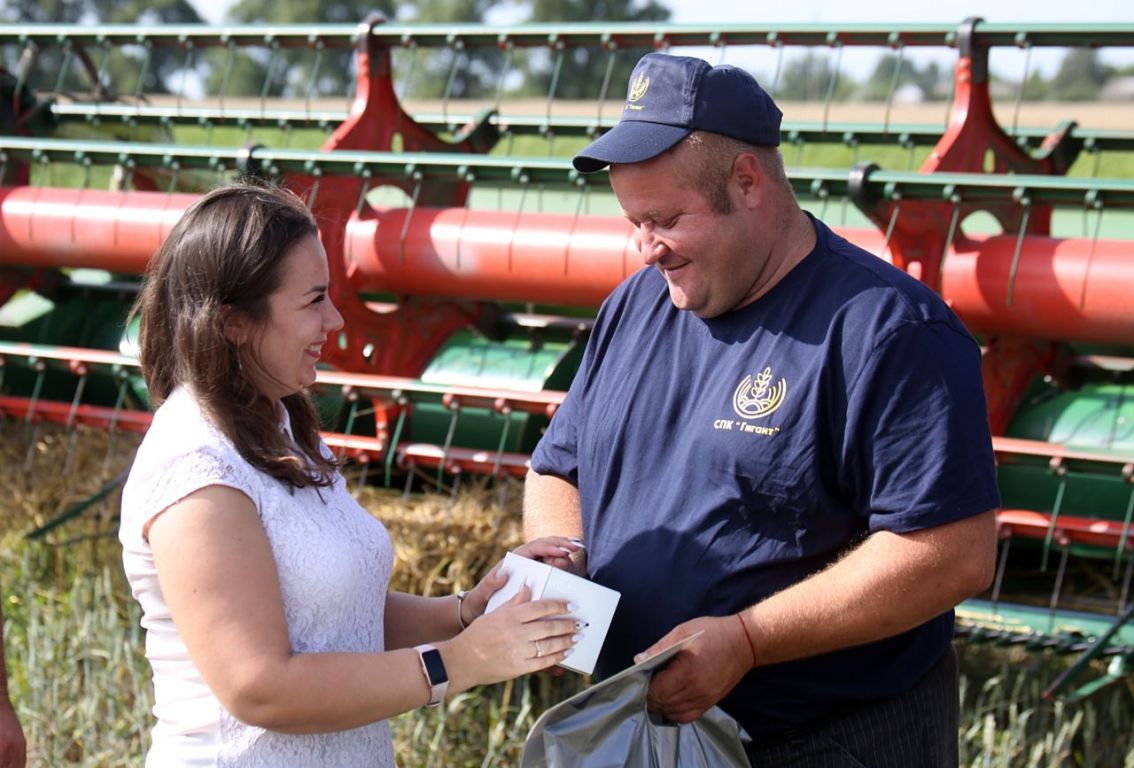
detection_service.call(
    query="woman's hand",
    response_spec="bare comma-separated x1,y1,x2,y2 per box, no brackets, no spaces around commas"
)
460,537,586,626
445,585,580,690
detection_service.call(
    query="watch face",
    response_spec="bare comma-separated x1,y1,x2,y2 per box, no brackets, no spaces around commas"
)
421,648,448,685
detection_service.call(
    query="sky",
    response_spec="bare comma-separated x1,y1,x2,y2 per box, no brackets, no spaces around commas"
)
189,0,1134,80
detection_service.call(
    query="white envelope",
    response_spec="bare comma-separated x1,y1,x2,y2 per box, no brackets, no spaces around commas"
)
484,552,620,675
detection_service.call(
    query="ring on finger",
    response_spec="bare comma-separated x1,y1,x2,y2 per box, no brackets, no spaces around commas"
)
534,640,543,658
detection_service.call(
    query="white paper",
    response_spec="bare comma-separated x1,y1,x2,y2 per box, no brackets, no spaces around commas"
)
484,552,620,675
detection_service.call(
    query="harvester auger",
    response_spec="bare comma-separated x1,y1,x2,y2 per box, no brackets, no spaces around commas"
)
2,18,1133,701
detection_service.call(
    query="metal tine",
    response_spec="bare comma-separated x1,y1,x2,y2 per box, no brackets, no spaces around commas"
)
260,41,282,124
941,57,956,129
940,191,963,293
338,391,361,462
383,396,408,489
1115,480,1134,581
768,38,785,98
176,44,195,118
1006,192,1031,306
22,359,46,471
446,466,462,520
493,43,515,115
882,195,902,256
1078,196,1104,312
442,48,465,130
1041,465,1068,572
532,44,566,210
353,456,370,493
52,40,76,96
353,171,372,220
491,403,513,482
455,170,475,270
491,404,513,525
542,44,564,140
14,42,36,104
715,38,728,66
507,175,529,271
133,40,153,112
401,459,415,500
91,40,112,102
397,43,420,103
596,47,618,124
101,371,130,478
990,534,1012,612
438,397,461,488
904,136,917,171
70,156,92,246
1119,553,1133,614
1011,39,1033,137
495,476,510,526
399,172,424,266
343,39,359,115
842,140,858,226
565,183,589,274
217,41,238,115
814,180,829,221
166,164,180,195
62,366,90,476
821,38,844,134
883,42,905,135
305,168,322,211
305,42,325,125
1046,544,1070,634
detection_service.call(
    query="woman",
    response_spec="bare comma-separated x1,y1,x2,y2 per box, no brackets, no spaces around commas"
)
119,181,581,766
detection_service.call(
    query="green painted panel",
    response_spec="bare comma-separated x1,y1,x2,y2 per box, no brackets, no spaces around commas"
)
411,329,583,452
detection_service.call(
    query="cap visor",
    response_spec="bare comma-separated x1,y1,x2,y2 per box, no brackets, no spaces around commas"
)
572,122,691,173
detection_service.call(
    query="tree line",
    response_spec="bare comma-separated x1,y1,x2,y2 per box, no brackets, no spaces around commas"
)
2,0,1129,103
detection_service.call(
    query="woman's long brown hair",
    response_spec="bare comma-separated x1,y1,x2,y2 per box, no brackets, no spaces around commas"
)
130,181,337,490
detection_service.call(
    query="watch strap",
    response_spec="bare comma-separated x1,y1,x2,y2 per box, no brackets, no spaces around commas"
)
413,644,449,708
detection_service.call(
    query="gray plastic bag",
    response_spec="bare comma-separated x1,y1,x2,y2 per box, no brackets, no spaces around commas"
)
521,634,750,768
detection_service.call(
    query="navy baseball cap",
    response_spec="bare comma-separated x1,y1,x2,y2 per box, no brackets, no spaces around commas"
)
573,53,782,173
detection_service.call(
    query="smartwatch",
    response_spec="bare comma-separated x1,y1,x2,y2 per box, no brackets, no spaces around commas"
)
414,644,449,708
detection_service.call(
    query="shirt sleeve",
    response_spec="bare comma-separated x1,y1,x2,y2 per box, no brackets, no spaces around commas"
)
841,319,1001,533
124,444,262,540
530,373,582,485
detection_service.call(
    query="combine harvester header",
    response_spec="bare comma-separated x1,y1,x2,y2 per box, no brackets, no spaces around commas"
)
1,17,1133,701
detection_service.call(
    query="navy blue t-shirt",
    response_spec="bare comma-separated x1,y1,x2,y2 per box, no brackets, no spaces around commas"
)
531,216,1000,738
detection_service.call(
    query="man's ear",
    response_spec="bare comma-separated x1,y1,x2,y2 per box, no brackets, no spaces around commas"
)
731,152,763,209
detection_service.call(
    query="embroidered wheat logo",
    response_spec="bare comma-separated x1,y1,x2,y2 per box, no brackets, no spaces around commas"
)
732,366,787,420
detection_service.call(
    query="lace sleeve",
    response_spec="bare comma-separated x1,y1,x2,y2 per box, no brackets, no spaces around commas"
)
123,444,262,541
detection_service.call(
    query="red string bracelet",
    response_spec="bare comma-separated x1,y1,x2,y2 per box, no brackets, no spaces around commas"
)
736,613,757,667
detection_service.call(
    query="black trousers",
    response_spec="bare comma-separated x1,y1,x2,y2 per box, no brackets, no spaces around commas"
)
744,648,960,768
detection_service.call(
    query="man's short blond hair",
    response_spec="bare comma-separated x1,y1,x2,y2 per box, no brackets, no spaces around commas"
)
676,131,792,214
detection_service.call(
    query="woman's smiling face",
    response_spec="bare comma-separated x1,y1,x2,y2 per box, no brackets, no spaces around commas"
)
241,234,344,401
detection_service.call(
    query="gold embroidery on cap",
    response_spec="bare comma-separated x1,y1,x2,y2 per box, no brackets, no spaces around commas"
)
628,72,650,102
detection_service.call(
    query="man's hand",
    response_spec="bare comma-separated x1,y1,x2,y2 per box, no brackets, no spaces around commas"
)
634,615,753,724
0,696,26,768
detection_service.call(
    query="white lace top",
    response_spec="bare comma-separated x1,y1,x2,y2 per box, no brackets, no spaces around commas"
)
120,386,396,767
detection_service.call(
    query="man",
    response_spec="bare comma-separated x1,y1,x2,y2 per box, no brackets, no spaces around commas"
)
0,594,27,768
523,52,998,766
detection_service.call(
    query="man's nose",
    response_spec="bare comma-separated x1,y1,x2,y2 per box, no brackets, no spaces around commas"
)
636,226,669,265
